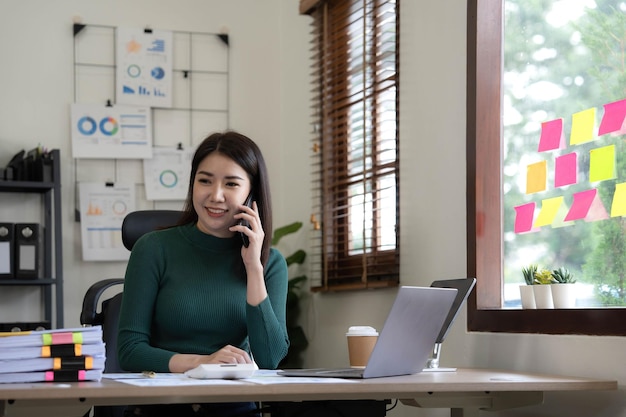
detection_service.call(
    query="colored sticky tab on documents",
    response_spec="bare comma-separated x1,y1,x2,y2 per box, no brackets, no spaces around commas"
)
598,98,626,136
42,332,84,345
564,189,596,221
611,182,626,217
570,108,596,145
514,202,536,233
554,152,577,187
538,118,564,152
526,160,547,194
44,370,86,382
589,145,615,182
53,356,92,370
533,197,564,228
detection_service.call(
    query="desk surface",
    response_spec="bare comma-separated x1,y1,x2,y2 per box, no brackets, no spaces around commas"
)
0,368,618,417
0,368,617,404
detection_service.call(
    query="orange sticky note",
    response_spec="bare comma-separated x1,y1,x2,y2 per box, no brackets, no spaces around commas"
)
526,160,547,194
610,182,626,217
570,108,596,145
589,145,615,182
533,197,564,228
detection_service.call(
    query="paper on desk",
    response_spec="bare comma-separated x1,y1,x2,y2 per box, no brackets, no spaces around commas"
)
242,370,358,385
104,373,244,386
104,370,358,386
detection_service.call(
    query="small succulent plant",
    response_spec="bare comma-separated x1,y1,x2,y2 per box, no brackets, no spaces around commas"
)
552,267,576,284
534,268,556,285
521,264,538,285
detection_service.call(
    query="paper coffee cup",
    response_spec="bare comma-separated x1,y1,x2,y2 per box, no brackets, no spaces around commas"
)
346,326,379,368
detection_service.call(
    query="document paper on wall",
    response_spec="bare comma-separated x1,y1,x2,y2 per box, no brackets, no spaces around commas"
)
71,103,153,159
79,182,135,261
143,147,194,200
116,27,173,108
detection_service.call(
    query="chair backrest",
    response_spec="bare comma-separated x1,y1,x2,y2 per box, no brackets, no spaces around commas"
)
80,210,183,362
121,210,183,251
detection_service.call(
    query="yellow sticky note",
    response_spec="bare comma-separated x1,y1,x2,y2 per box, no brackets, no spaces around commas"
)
526,160,547,194
589,145,615,182
533,196,564,228
570,108,596,145
610,182,626,217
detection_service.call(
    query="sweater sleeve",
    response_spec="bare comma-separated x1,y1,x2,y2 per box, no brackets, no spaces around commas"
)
117,233,176,372
246,248,290,369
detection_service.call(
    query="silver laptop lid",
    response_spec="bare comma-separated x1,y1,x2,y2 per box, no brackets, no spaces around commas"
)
363,286,457,378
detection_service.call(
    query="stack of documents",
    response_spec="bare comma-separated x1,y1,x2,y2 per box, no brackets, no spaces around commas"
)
0,326,105,383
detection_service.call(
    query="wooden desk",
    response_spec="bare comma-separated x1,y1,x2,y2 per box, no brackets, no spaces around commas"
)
0,368,617,417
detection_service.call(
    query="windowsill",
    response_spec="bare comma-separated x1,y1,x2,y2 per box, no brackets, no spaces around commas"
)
468,296,626,336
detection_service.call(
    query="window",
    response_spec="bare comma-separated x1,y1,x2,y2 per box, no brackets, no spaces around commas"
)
300,0,400,291
468,0,626,335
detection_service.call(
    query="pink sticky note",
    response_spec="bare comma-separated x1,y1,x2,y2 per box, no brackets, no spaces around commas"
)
598,98,626,136
514,202,536,233
554,152,577,188
587,192,609,221
564,189,596,221
538,119,564,152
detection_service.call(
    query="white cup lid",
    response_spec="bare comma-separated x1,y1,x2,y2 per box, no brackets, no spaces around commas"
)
346,326,378,336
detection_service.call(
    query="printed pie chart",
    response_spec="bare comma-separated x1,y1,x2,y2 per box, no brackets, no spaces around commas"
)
151,67,165,80
77,116,97,135
159,170,178,188
99,117,119,136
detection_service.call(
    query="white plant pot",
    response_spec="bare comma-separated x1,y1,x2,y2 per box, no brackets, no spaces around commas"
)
519,285,536,309
533,284,554,309
551,283,577,308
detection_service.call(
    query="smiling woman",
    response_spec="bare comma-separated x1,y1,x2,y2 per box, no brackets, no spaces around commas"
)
117,131,290,417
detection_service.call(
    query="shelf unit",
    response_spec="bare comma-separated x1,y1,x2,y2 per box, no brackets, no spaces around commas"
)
0,149,64,329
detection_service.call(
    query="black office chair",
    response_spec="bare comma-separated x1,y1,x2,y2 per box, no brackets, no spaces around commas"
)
80,210,182,417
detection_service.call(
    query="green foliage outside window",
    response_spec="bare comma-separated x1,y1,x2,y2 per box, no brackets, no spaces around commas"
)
503,0,626,307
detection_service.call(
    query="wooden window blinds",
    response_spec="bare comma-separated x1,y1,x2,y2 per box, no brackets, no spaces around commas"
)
302,0,400,291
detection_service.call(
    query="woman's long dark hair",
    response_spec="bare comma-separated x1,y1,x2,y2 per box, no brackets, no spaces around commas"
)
178,131,273,266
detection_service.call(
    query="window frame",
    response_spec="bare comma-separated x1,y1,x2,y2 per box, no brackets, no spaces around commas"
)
302,0,400,292
467,0,626,336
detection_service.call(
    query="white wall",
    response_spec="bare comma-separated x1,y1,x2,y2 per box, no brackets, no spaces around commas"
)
0,1,624,416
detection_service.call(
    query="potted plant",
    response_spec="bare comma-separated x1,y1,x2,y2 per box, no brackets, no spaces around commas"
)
532,268,555,309
520,265,537,309
550,267,577,308
272,221,309,368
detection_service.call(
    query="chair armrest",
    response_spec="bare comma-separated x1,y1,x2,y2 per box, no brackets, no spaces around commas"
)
80,278,124,326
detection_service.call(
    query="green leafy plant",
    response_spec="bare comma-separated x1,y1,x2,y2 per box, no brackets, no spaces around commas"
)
534,269,556,285
522,264,538,285
552,267,577,284
272,221,309,368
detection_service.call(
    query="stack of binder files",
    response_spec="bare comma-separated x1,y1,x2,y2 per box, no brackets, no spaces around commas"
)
0,326,105,383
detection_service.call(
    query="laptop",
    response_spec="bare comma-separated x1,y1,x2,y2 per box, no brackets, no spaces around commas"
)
277,286,457,379
424,278,476,370
430,278,476,344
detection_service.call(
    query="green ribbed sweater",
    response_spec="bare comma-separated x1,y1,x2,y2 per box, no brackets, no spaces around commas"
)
117,223,289,372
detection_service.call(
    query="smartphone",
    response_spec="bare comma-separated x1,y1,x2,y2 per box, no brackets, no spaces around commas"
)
238,193,254,247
